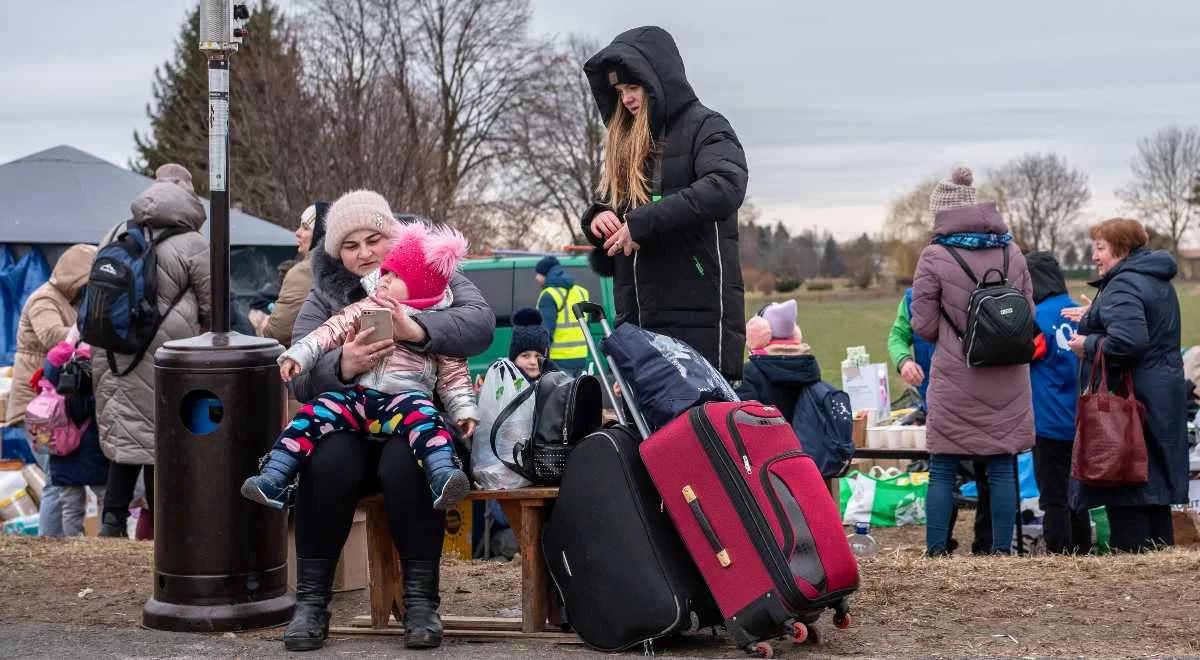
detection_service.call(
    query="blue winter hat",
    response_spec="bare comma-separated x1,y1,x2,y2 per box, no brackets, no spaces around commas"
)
535,256,560,276
509,308,550,360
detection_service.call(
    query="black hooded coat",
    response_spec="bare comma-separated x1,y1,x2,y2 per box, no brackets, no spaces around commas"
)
580,26,748,379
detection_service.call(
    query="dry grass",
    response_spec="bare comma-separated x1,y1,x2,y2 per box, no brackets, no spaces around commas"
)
3,530,1200,657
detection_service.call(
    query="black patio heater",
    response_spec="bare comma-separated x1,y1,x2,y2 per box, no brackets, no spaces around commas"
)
142,0,294,632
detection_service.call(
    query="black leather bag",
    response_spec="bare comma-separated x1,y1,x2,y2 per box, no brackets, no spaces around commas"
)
490,370,603,485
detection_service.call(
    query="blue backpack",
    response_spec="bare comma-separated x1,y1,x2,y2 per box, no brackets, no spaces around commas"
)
78,221,190,377
791,381,855,478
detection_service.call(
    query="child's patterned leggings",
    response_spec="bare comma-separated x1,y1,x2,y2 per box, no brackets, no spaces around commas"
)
274,387,454,464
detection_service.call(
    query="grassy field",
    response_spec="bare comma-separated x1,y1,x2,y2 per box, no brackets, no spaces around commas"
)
748,281,1200,396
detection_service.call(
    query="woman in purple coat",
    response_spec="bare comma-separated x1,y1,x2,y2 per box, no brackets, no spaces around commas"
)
911,167,1035,556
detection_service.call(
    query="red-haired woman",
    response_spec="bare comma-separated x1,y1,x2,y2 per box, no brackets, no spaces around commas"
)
1065,218,1188,552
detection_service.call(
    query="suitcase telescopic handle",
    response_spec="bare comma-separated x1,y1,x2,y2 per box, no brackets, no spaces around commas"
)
572,302,651,439
682,485,731,568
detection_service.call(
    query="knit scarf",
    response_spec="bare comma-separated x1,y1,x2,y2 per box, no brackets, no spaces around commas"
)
932,232,1012,250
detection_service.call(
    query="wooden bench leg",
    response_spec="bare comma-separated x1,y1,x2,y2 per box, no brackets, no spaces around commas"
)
365,498,403,629
518,500,549,634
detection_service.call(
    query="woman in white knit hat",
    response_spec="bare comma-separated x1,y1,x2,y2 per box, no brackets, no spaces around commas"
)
281,189,494,652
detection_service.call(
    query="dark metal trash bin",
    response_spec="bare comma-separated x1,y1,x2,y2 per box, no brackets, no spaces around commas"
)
143,332,294,632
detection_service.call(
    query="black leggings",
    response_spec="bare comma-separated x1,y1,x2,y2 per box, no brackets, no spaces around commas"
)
103,462,154,519
294,430,444,561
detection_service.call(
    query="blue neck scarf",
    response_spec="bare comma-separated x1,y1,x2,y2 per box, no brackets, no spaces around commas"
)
932,232,1012,250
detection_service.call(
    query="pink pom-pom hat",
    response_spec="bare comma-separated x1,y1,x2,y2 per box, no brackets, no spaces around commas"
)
380,223,469,309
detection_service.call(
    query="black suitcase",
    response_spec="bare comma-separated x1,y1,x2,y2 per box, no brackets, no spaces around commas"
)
541,301,718,653
542,424,719,653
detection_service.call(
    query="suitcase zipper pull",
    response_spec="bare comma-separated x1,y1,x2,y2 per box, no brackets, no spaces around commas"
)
742,455,752,474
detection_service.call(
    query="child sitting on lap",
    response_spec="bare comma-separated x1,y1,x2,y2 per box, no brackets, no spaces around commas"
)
241,194,477,511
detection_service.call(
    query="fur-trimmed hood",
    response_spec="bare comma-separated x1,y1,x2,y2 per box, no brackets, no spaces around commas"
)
310,244,370,311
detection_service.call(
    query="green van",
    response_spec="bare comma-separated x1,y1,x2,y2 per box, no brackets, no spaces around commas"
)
459,253,616,380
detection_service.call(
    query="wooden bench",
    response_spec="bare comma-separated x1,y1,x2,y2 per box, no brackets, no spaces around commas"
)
356,487,560,636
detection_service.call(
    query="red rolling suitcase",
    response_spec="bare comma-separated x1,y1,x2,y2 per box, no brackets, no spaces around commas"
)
639,400,860,657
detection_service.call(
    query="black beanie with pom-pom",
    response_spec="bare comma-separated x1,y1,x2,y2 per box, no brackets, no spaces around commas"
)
509,307,550,360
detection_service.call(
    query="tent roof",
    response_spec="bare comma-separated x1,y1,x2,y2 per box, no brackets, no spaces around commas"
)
0,145,294,247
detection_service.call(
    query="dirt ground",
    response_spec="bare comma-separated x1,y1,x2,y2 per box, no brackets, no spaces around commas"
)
4,521,1200,658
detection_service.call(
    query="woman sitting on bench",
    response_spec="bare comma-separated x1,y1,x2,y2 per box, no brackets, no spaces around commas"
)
283,191,494,653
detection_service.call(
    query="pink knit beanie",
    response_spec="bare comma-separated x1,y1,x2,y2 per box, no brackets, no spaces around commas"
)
380,223,469,309
324,190,396,256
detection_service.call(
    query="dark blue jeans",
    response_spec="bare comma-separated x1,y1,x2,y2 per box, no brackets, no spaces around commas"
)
927,454,1016,554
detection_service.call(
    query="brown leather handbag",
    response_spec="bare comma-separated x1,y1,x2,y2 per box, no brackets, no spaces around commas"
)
1071,345,1148,486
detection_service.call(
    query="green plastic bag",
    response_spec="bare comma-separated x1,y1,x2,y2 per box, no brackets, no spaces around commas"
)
1090,507,1111,555
839,467,929,527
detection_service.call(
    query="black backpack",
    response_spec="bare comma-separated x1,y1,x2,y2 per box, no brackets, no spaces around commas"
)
490,370,603,485
939,245,1040,367
77,221,190,377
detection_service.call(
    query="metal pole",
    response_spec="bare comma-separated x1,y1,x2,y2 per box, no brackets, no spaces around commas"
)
208,56,231,334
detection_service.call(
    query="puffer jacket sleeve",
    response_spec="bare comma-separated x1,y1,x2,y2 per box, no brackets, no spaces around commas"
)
26,298,72,349
579,202,615,247
1083,278,1150,367
410,273,495,358
175,233,212,330
434,354,478,423
625,113,748,245
289,292,346,403
910,248,943,343
281,304,360,375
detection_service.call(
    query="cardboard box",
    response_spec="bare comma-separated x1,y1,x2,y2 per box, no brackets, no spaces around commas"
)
851,411,869,449
287,507,367,592
842,363,891,418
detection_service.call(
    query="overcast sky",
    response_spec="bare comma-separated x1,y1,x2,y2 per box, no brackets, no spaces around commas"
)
3,1,1199,241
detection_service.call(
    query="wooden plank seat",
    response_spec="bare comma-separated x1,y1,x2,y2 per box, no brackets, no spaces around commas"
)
353,487,560,636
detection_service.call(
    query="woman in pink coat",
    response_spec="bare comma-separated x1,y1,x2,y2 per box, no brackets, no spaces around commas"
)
911,167,1035,556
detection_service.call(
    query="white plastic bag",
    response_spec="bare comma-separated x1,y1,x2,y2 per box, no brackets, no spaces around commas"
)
471,360,534,490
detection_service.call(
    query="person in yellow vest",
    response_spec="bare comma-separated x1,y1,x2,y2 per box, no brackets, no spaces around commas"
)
534,256,591,376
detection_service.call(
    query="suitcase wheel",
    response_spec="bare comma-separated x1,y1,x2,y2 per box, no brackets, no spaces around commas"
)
747,641,774,658
833,611,853,630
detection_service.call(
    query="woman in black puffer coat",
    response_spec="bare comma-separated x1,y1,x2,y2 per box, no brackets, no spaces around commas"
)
581,26,748,380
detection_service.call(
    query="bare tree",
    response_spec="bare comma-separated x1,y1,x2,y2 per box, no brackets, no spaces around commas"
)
505,35,603,243
410,0,535,226
881,178,937,280
1116,125,1200,253
989,153,1090,254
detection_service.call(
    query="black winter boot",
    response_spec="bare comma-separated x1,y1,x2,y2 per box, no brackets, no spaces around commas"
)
402,559,444,649
283,558,336,652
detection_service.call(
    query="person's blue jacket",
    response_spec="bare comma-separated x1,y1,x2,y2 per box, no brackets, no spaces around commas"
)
42,357,109,487
1030,293,1080,441
536,265,575,337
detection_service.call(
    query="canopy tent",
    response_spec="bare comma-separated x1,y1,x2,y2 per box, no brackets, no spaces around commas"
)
0,145,298,363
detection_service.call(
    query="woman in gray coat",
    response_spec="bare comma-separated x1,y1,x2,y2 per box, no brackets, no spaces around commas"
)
281,200,494,652
93,164,211,536
1065,217,1188,552
911,167,1035,556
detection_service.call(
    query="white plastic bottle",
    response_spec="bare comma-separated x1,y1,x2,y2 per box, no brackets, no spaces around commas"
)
847,522,879,559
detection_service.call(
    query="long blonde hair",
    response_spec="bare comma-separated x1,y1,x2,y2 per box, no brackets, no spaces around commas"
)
598,98,654,210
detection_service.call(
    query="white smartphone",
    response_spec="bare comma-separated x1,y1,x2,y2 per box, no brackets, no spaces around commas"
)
358,307,393,341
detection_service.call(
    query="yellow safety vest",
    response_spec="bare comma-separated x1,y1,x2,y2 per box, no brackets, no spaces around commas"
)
541,285,590,361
